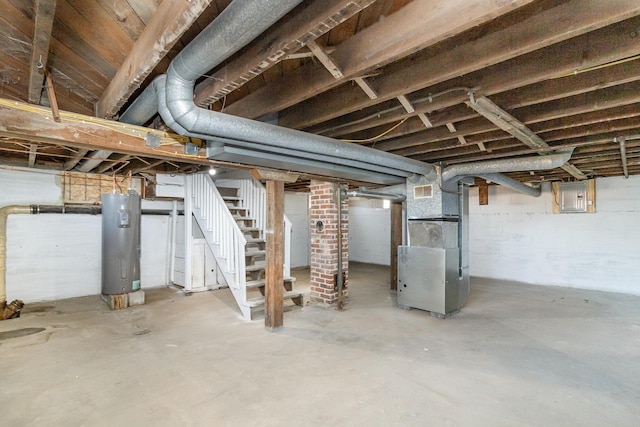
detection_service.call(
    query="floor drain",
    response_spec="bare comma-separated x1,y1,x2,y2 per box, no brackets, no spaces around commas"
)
0,327,46,341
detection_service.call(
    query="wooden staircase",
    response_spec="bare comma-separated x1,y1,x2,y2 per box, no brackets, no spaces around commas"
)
217,185,303,319
187,173,302,321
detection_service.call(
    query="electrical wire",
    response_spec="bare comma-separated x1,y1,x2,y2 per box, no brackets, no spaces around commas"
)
562,54,640,78
317,86,477,135
339,118,409,143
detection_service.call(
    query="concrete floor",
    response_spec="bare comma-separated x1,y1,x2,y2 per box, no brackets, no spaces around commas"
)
1,262,639,426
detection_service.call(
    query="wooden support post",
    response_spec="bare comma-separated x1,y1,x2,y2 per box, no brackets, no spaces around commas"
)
390,202,403,292
265,180,285,331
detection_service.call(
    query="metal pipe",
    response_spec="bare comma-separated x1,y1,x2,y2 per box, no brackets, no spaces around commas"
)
478,173,542,197
441,150,574,182
618,137,629,179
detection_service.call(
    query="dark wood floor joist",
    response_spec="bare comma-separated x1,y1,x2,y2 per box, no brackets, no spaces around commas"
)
225,0,537,120
282,1,640,131
96,0,214,119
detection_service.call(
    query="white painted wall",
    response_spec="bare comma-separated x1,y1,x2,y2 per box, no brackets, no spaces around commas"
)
285,192,310,267
1,167,172,302
348,198,391,265
469,176,640,295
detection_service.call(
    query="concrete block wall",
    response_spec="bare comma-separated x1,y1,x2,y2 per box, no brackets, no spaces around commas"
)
309,181,348,305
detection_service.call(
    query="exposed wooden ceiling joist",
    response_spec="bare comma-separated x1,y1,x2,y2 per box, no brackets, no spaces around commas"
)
286,0,640,131
225,0,537,120
96,0,214,119
27,0,57,104
193,0,377,106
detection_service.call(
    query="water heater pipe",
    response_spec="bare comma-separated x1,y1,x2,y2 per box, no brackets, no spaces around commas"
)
0,205,30,309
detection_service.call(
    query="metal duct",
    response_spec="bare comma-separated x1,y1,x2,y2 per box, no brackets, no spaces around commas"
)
441,150,574,183
344,188,407,202
161,0,436,182
478,173,541,197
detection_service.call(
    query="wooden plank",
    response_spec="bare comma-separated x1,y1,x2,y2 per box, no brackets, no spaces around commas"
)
64,149,89,170
478,185,489,206
306,40,344,79
390,202,402,292
94,0,147,42
339,56,640,142
274,0,640,130
194,0,376,106
250,168,299,183
225,0,537,119
265,180,284,331
96,0,213,119
353,77,378,100
28,0,57,104
28,144,37,167
0,99,215,166
56,0,126,67
44,70,61,122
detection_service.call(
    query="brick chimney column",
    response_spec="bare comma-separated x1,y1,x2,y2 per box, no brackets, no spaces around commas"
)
309,181,348,306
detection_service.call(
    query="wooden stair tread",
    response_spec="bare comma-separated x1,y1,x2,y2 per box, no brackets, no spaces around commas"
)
222,196,242,201
244,291,304,308
245,250,266,257
245,264,265,272
245,238,265,244
246,277,296,289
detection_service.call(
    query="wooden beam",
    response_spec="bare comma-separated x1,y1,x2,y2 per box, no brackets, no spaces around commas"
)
194,0,376,106
276,0,640,130
478,185,489,205
0,99,212,166
129,159,166,175
306,40,344,79
381,81,640,155
390,202,402,292
265,180,285,331
226,0,536,119
467,95,587,179
340,55,640,143
397,95,415,114
64,149,88,170
95,154,131,174
28,0,57,104
417,113,433,128
44,70,61,122
96,0,213,119
250,168,299,183
353,77,378,100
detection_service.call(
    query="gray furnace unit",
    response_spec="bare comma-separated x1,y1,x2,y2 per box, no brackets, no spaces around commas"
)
397,178,470,317
102,191,141,295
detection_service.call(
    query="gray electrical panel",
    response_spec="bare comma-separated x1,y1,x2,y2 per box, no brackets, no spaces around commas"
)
558,181,588,213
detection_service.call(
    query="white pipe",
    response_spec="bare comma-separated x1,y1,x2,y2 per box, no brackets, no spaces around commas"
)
0,205,30,305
